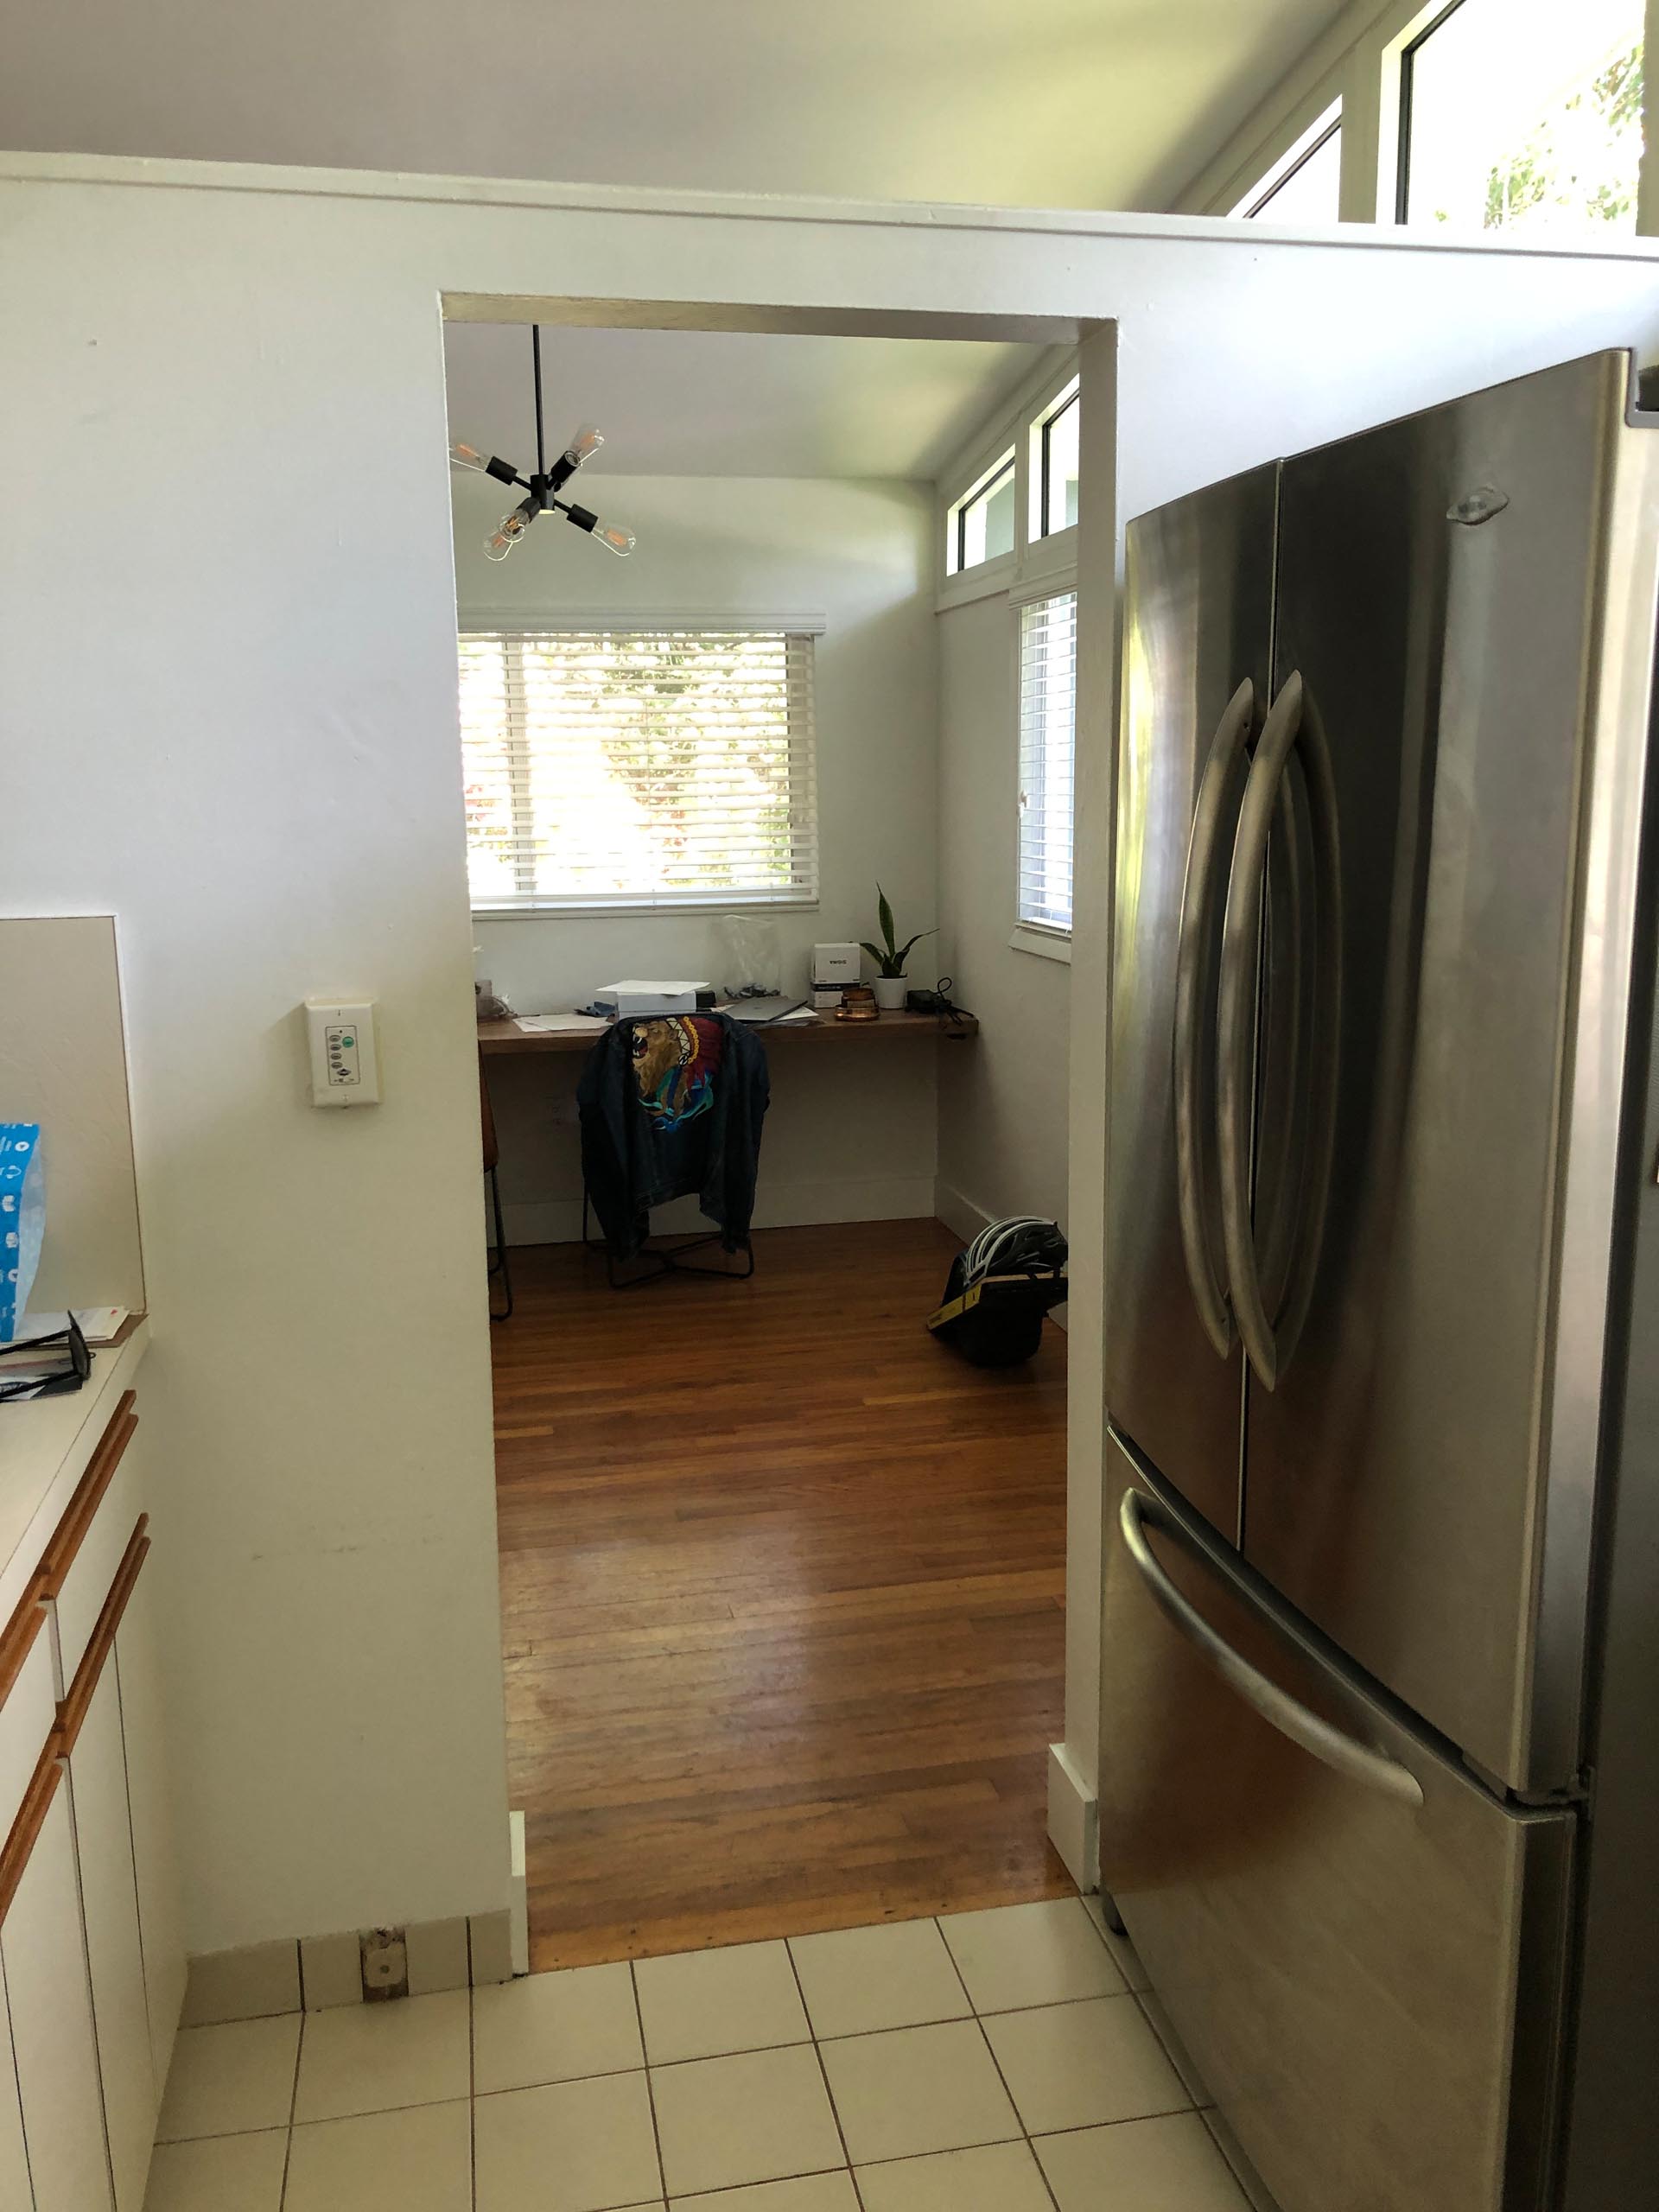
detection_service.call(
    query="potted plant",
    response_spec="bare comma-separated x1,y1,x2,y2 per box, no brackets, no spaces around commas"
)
862,886,934,1011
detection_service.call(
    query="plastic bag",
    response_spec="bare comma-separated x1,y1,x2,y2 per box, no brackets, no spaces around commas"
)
718,914,782,999
0,1124,46,1342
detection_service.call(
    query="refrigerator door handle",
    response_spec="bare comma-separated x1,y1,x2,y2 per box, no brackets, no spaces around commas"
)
1172,677,1255,1358
1119,1485,1425,1807
1217,671,1343,1389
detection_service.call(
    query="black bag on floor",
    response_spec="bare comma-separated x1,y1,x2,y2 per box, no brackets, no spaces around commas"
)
927,1217,1068,1367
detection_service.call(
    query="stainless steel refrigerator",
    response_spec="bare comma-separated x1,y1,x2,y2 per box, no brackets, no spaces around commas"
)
1101,350,1659,2212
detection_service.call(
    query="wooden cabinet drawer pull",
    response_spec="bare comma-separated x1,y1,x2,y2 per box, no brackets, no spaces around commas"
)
38,1391,139,1596
0,1743,63,1929
56,1521,149,1757
0,1578,48,1712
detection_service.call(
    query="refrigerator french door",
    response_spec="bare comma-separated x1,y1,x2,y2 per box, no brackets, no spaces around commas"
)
1101,352,1659,2212
1103,460,1274,1538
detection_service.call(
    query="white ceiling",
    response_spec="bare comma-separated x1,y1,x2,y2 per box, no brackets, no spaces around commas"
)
6,0,1347,212
443,323,1040,480
10,0,1351,481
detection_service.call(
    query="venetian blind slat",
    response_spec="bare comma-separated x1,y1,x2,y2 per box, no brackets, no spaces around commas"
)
1017,592,1077,936
460,629,820,911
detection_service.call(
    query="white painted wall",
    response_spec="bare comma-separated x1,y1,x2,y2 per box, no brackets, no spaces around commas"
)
455,469,942,1239
934,594,1071,1243
3,152,1656,1944
1,175,515,1952
0,917,146,1315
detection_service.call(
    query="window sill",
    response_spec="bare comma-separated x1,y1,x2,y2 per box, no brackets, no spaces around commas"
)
472,895,821,920
936,551,1016,615
1015,524,1078,594
1010,925,1072,965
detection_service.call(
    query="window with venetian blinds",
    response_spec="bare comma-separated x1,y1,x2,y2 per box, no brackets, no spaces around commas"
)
458,627,820,912
1017,591,1077,936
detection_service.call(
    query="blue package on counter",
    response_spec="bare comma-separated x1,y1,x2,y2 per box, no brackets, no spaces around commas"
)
0,1124,45,1343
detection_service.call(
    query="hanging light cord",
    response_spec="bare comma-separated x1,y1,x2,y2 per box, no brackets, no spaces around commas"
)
532,324,547,480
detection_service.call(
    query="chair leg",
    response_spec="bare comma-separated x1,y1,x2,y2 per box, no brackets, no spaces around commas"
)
486,1166,513,1320
583,1181,754,1289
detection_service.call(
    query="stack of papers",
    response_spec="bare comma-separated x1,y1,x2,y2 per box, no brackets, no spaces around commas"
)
0,1307,129,1397
717,999,818,1025
514,1013,610,1035
4,1306,128,1348
597,980,711,998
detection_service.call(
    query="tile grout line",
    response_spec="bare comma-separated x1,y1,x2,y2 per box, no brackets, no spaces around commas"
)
618,1897,1166,2202
161,2087,480,2146
784,1933,866,2212
1072,1894,1216,2107
467,1924,478,2212
194,1894,1185,2209
1128,1985,1214,2113
629,1956,670,2206
931,1912,1067,2212
276,2007,303,2210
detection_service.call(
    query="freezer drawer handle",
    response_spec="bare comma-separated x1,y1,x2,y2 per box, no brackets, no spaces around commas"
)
1119,1486,1424,1808
1173,677,1255,1358
1217,671,1343,1390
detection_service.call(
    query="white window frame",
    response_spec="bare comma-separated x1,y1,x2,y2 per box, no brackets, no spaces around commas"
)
1178,0,1659,237
457,611,825,918
1230,100,1344,218
935,358,1082,957
1028,374,1081,547
944,445,1018,584
936,353,1080,612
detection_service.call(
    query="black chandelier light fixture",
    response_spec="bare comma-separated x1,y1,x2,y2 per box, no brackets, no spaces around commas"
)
449,327,635,563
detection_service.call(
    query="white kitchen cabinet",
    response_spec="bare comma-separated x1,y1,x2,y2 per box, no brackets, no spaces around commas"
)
116,1565,186,2092
0,1358,182,2212
0,1950,33,2211
66,1583,156,2212
0,1773,115,2212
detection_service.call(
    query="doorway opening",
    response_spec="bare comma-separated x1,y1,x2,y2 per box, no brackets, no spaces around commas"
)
442,301,1090,1970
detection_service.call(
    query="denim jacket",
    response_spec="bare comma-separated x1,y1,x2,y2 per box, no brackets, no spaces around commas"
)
576,1013,770,1258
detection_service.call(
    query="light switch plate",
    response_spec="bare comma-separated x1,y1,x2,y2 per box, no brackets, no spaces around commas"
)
305,999,380,1106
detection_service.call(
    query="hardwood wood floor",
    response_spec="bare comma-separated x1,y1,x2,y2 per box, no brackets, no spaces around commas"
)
492,1217,1072,1969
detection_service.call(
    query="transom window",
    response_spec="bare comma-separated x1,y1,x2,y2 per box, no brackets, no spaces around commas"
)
947,449,1016,575
1033,380,1080,540
459,627,819,912
1236,105,1344,221
1399,0,1644,232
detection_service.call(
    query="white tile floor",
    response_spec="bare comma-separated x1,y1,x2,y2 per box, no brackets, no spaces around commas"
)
143,1897,1250,2210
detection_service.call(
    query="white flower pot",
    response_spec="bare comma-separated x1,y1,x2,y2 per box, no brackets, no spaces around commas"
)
873,976,909,1011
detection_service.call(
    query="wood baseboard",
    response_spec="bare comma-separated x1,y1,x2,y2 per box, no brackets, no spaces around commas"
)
499,1174,938,1246
1047,1740,1099,1889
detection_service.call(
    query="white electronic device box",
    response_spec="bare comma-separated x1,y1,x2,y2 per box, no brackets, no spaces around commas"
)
811,943,861,986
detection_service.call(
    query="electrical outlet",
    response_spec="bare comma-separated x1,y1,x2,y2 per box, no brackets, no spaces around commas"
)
360,1927,409,2001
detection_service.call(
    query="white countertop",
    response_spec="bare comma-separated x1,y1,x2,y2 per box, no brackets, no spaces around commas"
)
0,1321,150,1621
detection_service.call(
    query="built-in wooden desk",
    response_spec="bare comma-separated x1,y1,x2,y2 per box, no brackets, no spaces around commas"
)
477,1008,978,1056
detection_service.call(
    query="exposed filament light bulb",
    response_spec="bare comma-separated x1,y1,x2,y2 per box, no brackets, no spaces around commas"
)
483,502,535,562
563,500,634,557
449,441,488,473
566,423,604,466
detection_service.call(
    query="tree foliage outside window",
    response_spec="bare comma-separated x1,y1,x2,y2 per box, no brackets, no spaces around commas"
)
459,629,819,911
1404,0,1645,236
1478,44,1643,229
